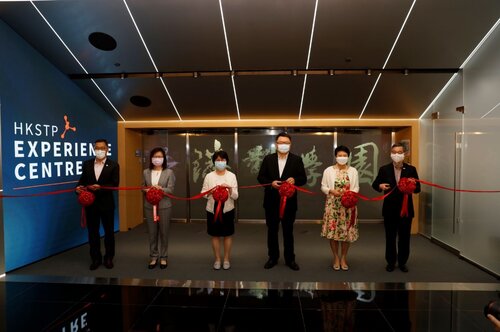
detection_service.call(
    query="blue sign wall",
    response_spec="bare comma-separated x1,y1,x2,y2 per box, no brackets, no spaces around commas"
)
0,20,118,271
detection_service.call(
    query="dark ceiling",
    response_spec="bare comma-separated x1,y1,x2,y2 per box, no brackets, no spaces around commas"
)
1,0,499,122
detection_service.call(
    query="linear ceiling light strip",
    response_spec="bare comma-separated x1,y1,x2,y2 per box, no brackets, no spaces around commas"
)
358,0,417,119
219,0,240,120
122,0,182,120
30,1,125,122
420,18,500,120
298,0,319,120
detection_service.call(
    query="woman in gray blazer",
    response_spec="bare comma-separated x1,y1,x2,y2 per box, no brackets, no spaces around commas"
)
143,147,175,269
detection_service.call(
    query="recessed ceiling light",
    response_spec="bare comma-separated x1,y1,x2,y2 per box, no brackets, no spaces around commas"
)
130,95,152,108
88,32,117,51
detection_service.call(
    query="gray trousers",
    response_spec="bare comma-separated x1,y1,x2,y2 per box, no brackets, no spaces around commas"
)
145,207,172,258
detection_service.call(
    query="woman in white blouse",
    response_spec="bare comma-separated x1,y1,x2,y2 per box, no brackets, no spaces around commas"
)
320,145,359,271
143,147,175,269
201,150,239,270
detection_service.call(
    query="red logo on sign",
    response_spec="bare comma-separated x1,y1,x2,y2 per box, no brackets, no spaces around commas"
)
60,115,76,139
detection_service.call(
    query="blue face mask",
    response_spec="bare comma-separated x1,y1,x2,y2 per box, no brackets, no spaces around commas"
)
214,161,227,171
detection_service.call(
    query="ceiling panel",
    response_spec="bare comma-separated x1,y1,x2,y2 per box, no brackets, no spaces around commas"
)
224,0,316,70
91,78,180,121
128,0,229,72
311,0,414,69
388,0,500,68
164,76,238,120
362,73,454,118
301,75,378,118
235,76,304,118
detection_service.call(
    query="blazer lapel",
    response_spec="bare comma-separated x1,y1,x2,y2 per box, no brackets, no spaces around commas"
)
158,169,168,186
144,169,152,186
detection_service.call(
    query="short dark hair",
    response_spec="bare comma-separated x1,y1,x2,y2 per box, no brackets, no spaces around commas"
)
335,145,350,157
148,147,167,170
275,132,292,142
392,143,406,151
212,150,229,164
94,139,109,146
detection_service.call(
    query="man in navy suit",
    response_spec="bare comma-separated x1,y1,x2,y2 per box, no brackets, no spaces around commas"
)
372,143,420,273
257,132,307,271
76,139,120,270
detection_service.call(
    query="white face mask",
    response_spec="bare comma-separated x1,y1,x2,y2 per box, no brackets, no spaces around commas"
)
391,153,405,163
95,150,106,160
336,156,349,165
152,157,164,167
277,144,290,153
214,161,227,171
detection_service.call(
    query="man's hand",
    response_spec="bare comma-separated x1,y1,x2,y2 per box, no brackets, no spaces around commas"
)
487,314,500,332
379,183,391,191
271,180,282,189
75,185,84,194
88,184,101,191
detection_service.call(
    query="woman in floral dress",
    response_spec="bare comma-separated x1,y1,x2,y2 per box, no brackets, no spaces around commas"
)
320,145,360,271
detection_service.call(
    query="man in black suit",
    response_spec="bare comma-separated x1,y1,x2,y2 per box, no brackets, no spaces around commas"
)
257,132,307,271
372,143,420,273
76,139,120,270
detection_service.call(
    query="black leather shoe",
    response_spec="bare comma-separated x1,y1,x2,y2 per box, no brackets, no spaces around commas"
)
89,260,101,271
399,265,409,273
104,258,114,269
286,261,300,271
160,259,168,269
148,259,158,269
386,264,395,272
264,259,277,269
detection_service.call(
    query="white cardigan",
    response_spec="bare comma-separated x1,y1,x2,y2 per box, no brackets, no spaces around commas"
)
201,170,239,213
320,165,360,195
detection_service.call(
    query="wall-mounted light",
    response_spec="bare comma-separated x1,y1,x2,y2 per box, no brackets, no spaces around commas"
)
329,69,334,76
193,72,199,78
367,69,372,76
292,70,298,76
404,69,409,76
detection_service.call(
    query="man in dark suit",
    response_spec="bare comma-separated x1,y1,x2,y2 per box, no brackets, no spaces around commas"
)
257,132,307,271
372,142,420,273
76,139,120,270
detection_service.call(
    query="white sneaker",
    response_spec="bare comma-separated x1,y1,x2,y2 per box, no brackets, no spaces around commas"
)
213,261,221,270
223,261,231,270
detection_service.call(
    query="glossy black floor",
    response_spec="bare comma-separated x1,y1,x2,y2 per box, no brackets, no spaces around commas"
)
1,277,498,331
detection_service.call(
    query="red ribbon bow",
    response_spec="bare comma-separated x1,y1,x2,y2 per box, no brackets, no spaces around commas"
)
278,182,296,219
78,190,95,228
146,187,164,222
212,186,229,222
398,177,417,217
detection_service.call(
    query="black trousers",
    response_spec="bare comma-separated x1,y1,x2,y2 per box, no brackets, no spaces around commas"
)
265,208,296,263
86,207,115,262
383,216,412,266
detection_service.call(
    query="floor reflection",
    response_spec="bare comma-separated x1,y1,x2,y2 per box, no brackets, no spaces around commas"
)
0,279,498,331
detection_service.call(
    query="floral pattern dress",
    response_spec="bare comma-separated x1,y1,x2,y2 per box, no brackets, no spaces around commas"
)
321,169,359,242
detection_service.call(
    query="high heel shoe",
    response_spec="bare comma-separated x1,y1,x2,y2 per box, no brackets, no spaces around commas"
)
148,259,158,269
160,258,168,269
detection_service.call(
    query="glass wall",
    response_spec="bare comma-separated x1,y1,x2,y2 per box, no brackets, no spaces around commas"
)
419,23,500,275
141,128,393,223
